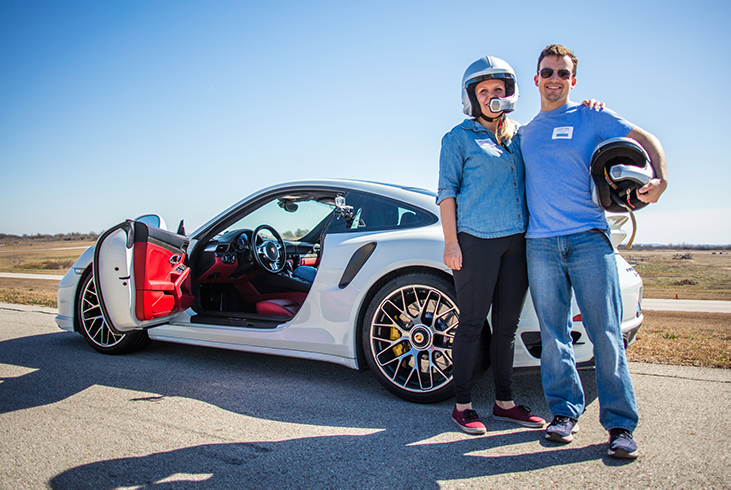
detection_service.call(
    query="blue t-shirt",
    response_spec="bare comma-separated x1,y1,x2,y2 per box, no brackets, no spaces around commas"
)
437,119,528,239
519,102,634,238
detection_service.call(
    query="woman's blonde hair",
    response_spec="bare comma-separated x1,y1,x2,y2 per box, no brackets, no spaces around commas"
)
495,115,517,146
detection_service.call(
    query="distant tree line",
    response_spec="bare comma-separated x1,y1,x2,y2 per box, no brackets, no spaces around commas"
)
282,228,311,240
0,232,100,245
631,243,731,250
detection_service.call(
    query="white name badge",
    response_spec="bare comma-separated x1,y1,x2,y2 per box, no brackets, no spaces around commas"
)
475,138,498,150
552,126,574,139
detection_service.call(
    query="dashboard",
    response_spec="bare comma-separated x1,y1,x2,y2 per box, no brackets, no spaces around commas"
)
197,229,256,282
195,228,318,284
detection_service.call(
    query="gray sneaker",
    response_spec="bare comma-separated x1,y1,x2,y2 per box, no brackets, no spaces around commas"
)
545,415,579,443
608,428,638,459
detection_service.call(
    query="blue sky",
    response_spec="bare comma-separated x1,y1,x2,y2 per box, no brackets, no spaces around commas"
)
1,0,729,244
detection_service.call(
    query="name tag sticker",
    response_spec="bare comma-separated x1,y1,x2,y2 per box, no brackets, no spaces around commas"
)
475,138,498,150
552,126,574,139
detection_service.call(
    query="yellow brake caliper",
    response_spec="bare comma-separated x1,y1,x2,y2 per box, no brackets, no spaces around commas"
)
391,327,404,357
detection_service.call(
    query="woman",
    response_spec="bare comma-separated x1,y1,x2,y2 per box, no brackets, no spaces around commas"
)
437,56,543,434
438,56,603,434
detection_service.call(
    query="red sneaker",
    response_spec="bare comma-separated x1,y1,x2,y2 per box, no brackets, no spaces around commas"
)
452,407,486,434
492,404,546,428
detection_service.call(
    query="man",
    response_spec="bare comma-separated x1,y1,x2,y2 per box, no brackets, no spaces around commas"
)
519,44,668,459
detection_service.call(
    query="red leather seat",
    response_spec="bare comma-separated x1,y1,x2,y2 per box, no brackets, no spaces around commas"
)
256,292,307,317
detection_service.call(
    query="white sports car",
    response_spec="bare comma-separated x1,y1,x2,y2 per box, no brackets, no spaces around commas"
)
55,179,644,403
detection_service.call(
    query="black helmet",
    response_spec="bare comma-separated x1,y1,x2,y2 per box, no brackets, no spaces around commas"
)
591,137,654,213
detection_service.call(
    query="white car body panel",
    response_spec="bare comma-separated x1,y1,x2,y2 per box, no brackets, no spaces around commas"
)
55,179,644,375
144,224,449,367
95,227,144,330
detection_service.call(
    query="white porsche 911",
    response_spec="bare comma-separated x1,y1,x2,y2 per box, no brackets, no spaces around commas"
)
55,179,644,403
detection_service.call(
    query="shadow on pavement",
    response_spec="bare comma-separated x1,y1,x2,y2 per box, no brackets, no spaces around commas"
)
1,329,606,488
49,437,611,489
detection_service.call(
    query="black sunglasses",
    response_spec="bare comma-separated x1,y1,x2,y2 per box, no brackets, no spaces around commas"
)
539,68,572,80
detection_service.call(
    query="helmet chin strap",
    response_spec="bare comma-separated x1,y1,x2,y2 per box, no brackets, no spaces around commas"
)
479,113,503,123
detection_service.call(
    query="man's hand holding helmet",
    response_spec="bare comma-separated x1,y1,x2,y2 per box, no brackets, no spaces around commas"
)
627,127,668,204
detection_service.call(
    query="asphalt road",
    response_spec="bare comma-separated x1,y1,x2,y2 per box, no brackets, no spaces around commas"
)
0,304,729,489
0,273,63,281
642,298,731,313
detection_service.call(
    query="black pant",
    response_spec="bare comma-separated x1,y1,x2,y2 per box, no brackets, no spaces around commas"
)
452,232,529,404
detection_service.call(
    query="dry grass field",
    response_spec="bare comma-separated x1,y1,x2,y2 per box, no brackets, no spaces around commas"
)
627,310,729,369
0,242,728,369
0,240,94,275
618,249,730,369
0,276,58,308
0,241,93,307
619,249,731,300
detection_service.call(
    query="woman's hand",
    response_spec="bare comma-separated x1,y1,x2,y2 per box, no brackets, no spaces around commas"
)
443,241,463,270
582,99,605,111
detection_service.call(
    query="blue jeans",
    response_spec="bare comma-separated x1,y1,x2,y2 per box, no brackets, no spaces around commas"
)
293,265,316,283
526,229,638,431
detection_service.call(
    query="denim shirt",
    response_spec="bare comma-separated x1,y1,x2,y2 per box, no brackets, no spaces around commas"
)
437,119,528,239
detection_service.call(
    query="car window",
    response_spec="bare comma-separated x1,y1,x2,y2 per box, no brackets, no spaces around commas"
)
220,198,334,241
327,192,436,234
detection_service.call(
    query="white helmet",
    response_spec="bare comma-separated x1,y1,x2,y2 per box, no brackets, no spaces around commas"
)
461,56,519,118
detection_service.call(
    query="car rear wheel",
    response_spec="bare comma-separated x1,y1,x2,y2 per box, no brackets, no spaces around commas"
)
76,270,151,354
362,272,461,403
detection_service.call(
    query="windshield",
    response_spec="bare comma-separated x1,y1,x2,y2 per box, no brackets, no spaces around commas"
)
220,197,335,241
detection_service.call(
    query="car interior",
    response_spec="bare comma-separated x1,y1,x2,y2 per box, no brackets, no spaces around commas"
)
189,192,337,324
150,189,436,327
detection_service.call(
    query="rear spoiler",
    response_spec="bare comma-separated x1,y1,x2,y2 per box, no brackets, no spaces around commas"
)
606,214,629,249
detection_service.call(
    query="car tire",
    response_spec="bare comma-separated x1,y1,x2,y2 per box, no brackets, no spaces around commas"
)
363,271,483,403
75,270,152,354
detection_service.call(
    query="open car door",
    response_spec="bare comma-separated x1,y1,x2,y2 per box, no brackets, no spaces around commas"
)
93,220,194,334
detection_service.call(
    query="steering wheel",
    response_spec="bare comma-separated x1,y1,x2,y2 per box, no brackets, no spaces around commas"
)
252,224,286,274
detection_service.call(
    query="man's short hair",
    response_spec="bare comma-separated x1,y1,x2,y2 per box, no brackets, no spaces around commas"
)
537,44,578,76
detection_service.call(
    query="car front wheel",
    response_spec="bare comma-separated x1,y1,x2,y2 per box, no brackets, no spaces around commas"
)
76,270,151,354
362,272,461,403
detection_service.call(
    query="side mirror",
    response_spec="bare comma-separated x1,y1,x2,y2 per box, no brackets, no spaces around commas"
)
135,214,167,231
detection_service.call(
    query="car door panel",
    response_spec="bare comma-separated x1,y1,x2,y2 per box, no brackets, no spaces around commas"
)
94,221,194,333
132,223,193,320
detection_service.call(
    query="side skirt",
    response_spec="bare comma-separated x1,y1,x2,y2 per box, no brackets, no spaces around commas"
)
145,333,360,370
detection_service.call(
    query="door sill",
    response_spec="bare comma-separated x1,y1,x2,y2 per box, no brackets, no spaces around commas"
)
190,312,291,329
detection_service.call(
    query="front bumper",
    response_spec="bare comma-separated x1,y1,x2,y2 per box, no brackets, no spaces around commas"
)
55,266,85,332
